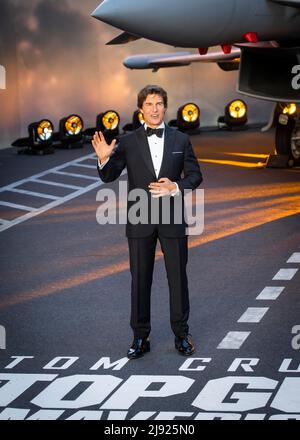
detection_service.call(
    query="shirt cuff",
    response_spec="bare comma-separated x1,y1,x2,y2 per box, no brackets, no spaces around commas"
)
170,182,180,197
98,157,110,169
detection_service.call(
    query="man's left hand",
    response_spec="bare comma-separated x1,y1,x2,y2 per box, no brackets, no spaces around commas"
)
149,178,177,198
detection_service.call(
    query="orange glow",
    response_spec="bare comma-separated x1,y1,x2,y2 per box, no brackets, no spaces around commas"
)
1,183,299,310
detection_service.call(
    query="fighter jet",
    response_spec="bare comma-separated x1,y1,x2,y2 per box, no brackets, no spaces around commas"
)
92,0,300,162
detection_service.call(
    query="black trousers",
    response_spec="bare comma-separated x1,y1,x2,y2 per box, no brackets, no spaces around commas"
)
128,230,190,339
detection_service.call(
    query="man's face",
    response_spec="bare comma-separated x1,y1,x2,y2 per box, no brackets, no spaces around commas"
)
140,93,167,128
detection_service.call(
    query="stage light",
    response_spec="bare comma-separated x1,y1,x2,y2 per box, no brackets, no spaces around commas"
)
282,103,297,116
65,115,83,135
84,110,120,140
176,103,201,133
35,120,53,141
57,114,84,148
122,110,144,132
218,99,248,129
12,119,55,155
100,111,120,131
133,110,145,129
96,110,120,140
228,100,247,120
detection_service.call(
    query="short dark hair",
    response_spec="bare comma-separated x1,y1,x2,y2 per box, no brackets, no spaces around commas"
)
137,85,168,109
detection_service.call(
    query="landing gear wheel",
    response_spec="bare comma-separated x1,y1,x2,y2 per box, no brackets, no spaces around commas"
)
275,115,300,166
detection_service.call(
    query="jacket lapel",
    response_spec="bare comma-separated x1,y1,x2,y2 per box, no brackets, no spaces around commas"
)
134,126,157,179
158,124,176,180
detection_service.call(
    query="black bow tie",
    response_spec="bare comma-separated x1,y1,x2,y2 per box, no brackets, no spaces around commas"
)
146,127,164,138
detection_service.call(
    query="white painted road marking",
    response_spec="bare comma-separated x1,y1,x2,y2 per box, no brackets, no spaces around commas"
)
0,153,107,233
256,286,285,300
32,179,82,190
217,332,251,349
272,268,298,280
0,201,36,212
287,253,300,263
10,188,59,200
237,307,269,323
53,170,99,181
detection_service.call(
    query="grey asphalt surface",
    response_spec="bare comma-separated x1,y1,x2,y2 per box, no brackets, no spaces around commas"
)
0,128,299,420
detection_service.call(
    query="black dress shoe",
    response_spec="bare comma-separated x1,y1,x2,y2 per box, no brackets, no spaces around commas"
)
175,334,195,356
127,337,150,359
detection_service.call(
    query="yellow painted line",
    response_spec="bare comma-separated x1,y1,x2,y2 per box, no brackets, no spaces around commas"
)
199,159,266,168
224,152,270,159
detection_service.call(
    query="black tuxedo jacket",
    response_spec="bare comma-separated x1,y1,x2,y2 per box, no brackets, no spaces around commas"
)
97,124,203,238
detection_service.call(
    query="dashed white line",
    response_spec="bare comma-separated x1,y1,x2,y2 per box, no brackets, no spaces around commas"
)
218,248,300,349
287,253,300,263
256,286,285,300
217,331,251,349
237,307,269,323
272,268,298,280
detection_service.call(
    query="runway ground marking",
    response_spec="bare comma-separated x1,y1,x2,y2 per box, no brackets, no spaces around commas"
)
0,200,36,212
0,152,109,233
31,179,82,190
272,268,298,280
287,252,300,263
217,331,251,349
9,188,59,200
53,170,99,181
217,249,299,350
256,286,285,300
237,307,269,323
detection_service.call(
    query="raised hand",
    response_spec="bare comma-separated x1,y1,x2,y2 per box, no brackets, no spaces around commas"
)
92,131,117,164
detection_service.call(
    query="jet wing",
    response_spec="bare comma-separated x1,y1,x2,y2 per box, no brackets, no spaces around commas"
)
106,32,142,45
123,49,241,71
270,0,300,7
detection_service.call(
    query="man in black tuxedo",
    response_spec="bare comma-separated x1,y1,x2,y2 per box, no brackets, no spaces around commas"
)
92,85,203,359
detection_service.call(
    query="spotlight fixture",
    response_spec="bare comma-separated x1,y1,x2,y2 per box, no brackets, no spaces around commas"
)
57,114,84,148
12,119,54,155
84,110,120,141
97,110,120,141
132,110,145,129
123,110,144,132
175,103,201,133
218,99,248,130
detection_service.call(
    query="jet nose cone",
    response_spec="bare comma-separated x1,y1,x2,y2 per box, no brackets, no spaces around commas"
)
91,0,146,34
91,0,124,24
91,0,111,20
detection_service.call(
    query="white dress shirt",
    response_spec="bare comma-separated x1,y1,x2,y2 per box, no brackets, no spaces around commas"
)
98,123,179,195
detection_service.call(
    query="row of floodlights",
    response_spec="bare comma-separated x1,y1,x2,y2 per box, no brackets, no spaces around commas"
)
12,101,298,155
